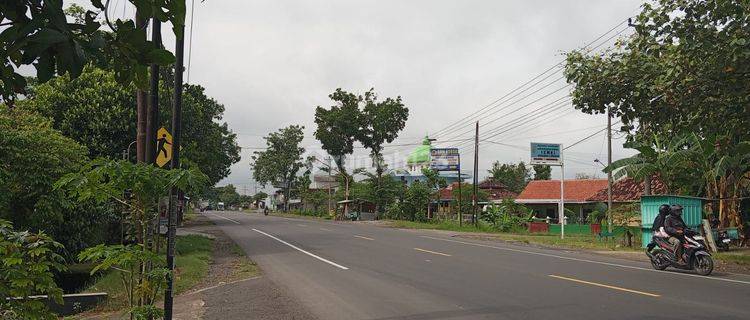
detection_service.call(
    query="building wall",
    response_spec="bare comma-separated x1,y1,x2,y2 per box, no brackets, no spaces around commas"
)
526,203,597,224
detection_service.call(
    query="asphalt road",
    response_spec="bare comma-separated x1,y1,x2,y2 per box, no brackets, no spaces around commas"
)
204,210,750,320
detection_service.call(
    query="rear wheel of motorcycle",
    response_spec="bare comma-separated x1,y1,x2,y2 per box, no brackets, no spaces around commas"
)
651,253,668,270
694,255,714,276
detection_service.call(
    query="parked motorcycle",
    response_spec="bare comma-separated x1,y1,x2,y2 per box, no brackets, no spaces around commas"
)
646,231,714,276
715,229,732,251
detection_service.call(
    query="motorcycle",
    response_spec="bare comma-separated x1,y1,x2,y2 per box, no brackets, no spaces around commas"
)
646,231,714,276
263,208,269,216
715,229,732,251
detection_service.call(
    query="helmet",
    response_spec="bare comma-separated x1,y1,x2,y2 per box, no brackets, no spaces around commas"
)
670,204,683,216
658,204,670,216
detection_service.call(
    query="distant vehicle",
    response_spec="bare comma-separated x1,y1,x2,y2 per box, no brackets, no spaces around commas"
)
217,202,225,211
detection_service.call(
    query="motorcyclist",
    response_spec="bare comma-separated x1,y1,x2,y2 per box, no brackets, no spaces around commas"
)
664,204,688,263
647,204,671,252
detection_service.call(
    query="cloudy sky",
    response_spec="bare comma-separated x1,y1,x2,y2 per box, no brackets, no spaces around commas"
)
107,0,646,194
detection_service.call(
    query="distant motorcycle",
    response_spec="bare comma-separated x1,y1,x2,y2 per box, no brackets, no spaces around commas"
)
716,229,732,251
646,230,714,276
263,208,269,216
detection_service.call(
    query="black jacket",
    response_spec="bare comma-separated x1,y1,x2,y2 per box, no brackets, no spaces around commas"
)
651,212,668,232
664,214,687,236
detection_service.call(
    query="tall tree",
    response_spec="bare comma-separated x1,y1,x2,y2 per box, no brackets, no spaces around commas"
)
487,161,531,193
314,89,362,217
422,168,447,218
357,89,409,212
251,125,306,212
532,164,551,180
564,0,750,229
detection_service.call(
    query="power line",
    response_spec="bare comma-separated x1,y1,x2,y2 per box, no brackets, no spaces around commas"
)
428,18,632,141
187,0,196,83
433,24,631,146
453,98,572,149
563,120,621,150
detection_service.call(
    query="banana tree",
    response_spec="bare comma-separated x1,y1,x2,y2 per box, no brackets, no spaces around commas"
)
607,133,750,233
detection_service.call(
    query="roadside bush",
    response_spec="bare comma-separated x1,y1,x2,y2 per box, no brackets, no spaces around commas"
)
482,200,533,232
0,108,120,259
0,219,66,320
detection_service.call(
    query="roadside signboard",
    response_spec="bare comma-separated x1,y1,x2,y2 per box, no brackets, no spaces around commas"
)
530,142,562,166
430,148,460,171
530,142,566,239
156,127,173,167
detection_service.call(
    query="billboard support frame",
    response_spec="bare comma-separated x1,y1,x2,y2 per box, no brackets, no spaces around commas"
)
530,142,565,239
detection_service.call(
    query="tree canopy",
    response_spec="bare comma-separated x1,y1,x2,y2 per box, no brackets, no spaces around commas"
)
532,164,551,180
0,1,185,103
487,161,531,193
565,0,750,229
564,0,749,143
251,125,307,211
20,65,241,185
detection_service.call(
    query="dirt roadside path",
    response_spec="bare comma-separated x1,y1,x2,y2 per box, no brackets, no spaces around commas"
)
173,214,316,320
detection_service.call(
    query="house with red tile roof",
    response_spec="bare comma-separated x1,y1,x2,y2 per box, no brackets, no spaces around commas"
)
587,177,667,202
433,179,517,218
516,179,608,223
515,177,665,223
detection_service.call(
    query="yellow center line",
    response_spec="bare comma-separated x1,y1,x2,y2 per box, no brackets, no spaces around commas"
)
414,247,452,257
548,275,660,297
354,235,374,241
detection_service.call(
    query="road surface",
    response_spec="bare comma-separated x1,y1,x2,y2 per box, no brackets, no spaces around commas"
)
204,211,750,319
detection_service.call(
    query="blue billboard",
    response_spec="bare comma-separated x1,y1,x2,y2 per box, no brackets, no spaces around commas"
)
530,143,562,165
430,148,460,171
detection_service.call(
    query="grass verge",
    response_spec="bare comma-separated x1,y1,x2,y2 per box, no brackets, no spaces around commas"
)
83,235,213,310
386,219,639,251
715,252,750,265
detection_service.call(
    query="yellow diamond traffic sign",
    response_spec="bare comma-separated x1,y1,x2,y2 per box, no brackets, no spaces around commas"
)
156,127,173,168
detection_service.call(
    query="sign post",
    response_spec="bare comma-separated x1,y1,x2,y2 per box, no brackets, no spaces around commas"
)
430,148,461,225
530,143,565,239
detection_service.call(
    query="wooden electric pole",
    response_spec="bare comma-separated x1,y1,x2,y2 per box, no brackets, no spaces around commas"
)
164,20,185,320
135,13,148,163
607,105,613,233
472,121,479,227
146,19,161,164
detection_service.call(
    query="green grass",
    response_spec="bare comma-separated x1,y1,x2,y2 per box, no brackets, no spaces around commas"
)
386,219,499,233
386,219,639,251
84,235,213,310
715,252,750,265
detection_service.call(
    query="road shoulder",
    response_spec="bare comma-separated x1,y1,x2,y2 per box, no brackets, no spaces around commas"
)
174,214,316,320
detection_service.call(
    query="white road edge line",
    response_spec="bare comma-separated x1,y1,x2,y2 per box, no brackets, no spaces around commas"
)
353,235,374,241
414,247,452,257
319,228,332,232
210,213,241,224
252,228,349,270
422,236,750,285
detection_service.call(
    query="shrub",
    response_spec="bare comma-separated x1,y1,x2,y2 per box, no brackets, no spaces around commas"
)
0,219,66,320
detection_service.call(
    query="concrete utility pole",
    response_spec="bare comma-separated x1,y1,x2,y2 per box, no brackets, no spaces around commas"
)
326,156,332,214
457,154,462,228
607,105,613,233
164,21,185,320
472,121,479,227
